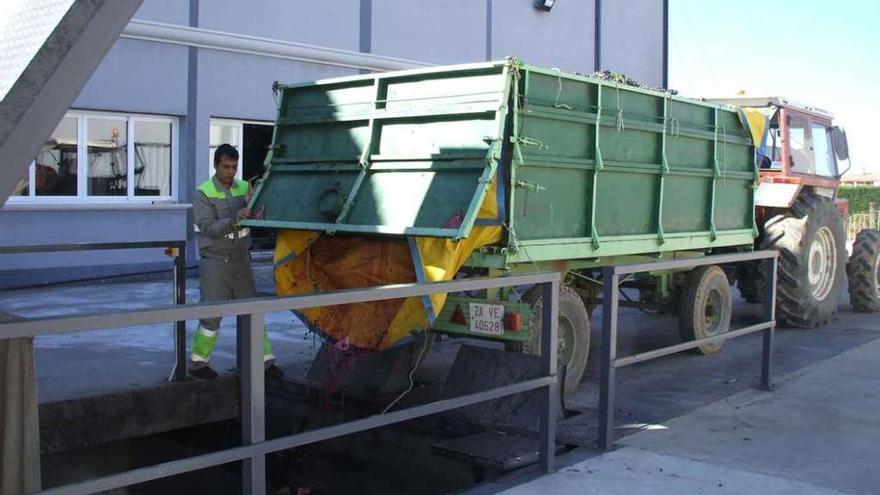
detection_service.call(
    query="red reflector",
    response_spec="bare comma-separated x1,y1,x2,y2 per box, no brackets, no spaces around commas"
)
503,312,523,332
451,304,467,325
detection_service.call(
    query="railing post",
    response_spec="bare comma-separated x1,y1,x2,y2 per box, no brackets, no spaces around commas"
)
239,313,266,495
170,246,187,382
538,277,559,473
761,255,777,391
598,267,619,451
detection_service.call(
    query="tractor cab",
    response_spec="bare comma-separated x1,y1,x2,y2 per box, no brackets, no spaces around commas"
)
710,97,850,197
709,97,869,328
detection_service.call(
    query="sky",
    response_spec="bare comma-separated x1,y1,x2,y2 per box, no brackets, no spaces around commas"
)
669,0,880,176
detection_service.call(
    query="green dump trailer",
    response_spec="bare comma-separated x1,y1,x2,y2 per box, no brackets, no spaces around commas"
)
244,59,758,394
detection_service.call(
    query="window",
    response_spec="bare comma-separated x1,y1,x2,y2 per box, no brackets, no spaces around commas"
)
788,114,814,175
811,123,836,178
135,120,173,196
87,116,127,196
10,111,178,203
36,116,78,196
13,116,77,197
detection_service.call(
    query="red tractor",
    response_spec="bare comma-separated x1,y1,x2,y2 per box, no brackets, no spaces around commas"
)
712,97,880,324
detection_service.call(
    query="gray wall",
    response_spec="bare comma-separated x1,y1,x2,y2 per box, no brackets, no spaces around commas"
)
492,0,596,72
73,39,188,116
601,0,666,86
1,0,666,288
372,0,487,64
199,0,360,49
0,205,188,288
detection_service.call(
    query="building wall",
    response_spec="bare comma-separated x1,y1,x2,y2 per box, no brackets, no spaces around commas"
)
372,0,487,64
601,0,666,86
491,0,596,72
1,0,667,288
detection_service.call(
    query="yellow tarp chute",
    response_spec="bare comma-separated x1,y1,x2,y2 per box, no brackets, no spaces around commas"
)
274,178,503,350
740,107,772,149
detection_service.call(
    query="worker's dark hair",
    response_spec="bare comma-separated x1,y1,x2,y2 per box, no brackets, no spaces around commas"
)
213,143,239,166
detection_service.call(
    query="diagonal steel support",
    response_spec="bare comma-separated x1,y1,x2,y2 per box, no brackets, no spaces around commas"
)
0,0,143,203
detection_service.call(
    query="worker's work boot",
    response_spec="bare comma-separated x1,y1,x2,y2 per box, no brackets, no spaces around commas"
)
265,361,284,381
189,361,218,380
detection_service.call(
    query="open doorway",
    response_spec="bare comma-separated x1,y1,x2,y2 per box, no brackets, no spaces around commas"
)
209,119,276,250
242,123,273,183
242,123,275,250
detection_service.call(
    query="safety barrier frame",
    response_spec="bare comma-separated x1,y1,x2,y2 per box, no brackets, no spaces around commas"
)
0,271,561,495
597,250,778,450
0,240,189,381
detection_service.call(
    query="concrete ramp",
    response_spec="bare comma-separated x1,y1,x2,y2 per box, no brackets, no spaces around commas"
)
499,447,846,495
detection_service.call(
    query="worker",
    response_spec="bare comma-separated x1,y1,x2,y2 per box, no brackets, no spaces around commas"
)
189,143,283,380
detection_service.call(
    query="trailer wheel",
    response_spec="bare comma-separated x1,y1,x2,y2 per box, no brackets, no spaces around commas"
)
847,229,880,312
508,285,590,398
678,265,732,355
762,195,846,327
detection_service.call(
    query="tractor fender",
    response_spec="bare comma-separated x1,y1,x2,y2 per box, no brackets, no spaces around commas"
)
755,182,802,208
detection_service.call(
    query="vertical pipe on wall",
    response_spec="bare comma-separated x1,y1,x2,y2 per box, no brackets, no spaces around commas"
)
662,0,669,89
485,0,493,61
594,0,602,72
359,0,372,54
359,0,372,74
184,0,200,267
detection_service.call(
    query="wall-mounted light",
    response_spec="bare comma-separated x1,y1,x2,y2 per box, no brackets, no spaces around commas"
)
534,0,556,12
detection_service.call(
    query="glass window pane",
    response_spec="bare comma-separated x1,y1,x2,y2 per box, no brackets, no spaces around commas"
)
87,117,128,196
36,116,78,196
788,114,814,174
134,121,172,196
209,122,240,175
812,124,836,177
12,165,30,196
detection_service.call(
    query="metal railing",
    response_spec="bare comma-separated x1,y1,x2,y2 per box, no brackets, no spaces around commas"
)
0,272,561,495
598,250,778,450
847,212,880,240
0,240,189,381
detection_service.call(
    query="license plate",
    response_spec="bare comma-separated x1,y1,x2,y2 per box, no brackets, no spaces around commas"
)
469,303,504,336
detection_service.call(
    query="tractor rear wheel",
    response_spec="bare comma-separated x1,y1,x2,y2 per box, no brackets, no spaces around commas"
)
847,229,880,312
762,195,847,327
678,265,732,355
508,285,590,398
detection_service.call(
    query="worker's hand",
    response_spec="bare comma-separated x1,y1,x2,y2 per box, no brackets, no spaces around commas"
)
237,207,252,220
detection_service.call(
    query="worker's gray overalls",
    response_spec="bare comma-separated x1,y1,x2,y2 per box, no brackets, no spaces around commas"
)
191,175,273,364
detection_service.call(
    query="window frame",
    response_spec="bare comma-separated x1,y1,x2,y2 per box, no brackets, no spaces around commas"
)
9,110,179,204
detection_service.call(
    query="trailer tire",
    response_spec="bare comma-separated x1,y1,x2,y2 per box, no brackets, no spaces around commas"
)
508,285,590,398
847,229,880,312
762,195,846,327
678,265,732,355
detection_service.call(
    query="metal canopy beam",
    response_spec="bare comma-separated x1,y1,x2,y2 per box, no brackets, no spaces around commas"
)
0,0,144,204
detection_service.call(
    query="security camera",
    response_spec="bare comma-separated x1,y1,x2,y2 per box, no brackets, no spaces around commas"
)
534,0,556,12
